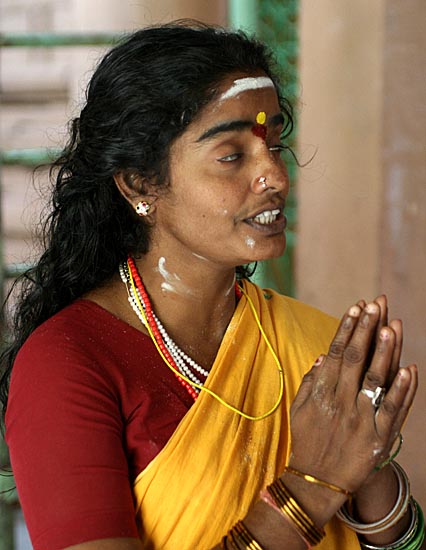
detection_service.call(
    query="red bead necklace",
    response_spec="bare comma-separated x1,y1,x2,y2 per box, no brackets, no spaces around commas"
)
127,256,198,400
127,256,242,401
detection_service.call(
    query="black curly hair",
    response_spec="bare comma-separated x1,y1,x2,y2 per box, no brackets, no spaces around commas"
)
0,20,294,421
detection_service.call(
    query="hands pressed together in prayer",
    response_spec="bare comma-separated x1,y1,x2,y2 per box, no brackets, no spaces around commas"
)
232,296,422,550
286,296,418,544
290,295,415,493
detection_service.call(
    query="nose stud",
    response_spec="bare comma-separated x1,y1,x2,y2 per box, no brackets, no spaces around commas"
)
258,176,268,189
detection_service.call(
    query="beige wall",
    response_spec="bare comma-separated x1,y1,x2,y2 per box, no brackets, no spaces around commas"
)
297,0,426,507
297,0,385,313
69,0,227,111
380,0,426,507
74,0,227,30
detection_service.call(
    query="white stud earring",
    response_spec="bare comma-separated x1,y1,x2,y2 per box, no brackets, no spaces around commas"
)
135,201,150,217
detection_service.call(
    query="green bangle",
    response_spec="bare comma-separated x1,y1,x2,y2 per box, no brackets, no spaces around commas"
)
402,501,425,550
360,500,425,550
375,434,404,471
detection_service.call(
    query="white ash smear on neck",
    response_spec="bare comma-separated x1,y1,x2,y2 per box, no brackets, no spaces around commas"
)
225,273,237,296
157,257,195,296
192,252,208,261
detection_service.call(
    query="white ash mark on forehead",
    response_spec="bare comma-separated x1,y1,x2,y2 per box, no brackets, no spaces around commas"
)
218,76,274,102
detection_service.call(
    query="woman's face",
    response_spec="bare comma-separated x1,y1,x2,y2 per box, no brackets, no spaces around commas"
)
151,72,290,270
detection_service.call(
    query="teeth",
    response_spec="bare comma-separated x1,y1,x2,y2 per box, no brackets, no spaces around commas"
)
253,209,280,225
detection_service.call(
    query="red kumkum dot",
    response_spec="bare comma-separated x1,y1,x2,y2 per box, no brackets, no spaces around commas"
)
251,124,267,141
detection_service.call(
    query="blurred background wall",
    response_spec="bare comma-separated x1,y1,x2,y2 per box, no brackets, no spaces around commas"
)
1,0,425,547
297,0,425,508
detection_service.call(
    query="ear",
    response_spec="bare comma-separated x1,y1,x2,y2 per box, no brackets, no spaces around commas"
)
113,170,158,215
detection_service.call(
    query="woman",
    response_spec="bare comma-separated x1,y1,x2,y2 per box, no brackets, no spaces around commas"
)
0,21,424,550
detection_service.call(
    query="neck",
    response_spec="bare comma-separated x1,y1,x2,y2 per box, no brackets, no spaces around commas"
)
131,253,240,369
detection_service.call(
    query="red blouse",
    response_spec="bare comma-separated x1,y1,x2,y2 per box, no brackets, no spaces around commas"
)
6,299,193,549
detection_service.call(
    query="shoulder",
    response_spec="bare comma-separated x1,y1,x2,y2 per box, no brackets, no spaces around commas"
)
19,299,125,350
8,299,150,417
273,292,338,336
246,281,339,342
244,282,339,383
14,299,145,371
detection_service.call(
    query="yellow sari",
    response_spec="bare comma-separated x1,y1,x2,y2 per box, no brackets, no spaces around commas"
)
133,281,360,549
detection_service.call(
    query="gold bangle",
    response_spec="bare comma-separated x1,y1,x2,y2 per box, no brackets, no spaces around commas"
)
225,532,240,550
267,478,326,546
284,466,352,497
227,520,264,550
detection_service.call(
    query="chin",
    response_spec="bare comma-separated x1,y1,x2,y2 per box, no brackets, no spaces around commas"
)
245,239,287,264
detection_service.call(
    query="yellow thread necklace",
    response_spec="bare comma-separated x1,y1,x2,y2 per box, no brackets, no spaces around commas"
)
121,257,284,421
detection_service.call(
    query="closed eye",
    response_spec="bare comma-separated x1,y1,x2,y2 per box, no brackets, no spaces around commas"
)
217,153,242,162
269,143,290,153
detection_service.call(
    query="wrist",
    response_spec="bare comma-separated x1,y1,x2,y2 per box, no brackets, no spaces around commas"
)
354,463,398,521
280,469,348,527
338,462,415,546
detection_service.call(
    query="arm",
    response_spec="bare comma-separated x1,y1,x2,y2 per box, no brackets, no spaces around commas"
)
6,328,141,549
9,301,420,550
349,299,424,548
213,300,420,549
66,300,421,550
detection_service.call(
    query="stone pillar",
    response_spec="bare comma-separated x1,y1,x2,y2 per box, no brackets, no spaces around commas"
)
297,0,426,507
297,0,385,314
379,0,426,507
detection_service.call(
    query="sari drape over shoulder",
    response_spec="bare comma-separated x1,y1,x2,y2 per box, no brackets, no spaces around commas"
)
133,281,360,549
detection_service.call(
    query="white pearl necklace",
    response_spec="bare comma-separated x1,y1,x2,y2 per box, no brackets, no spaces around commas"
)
119,263,208,392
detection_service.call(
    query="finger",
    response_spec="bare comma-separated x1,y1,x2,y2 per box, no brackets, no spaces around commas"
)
374,295,388,337
316,304,362,391
335,302,381,402
357,326,395,413
291,356,325,410
364,295,388,373
377,365,418,440
387,319,403,386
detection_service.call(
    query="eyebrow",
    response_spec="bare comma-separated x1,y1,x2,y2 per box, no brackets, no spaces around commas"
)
196,112,285,143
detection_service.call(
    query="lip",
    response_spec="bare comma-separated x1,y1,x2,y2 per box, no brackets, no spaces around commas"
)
246,202,285,220
243,209,287,234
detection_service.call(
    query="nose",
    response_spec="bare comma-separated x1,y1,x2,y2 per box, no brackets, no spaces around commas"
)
250,159,289,195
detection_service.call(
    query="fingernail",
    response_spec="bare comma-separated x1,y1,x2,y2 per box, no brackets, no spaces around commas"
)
313,355,324,367
397,368,407,383
380,328,391,341
366,302,378,314
348,305,361,317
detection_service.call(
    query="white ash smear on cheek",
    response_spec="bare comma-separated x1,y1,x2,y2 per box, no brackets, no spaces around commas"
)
245,237,255,249
156,257,195,296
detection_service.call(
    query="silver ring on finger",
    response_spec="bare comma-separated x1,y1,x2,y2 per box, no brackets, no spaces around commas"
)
360,386,386,409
